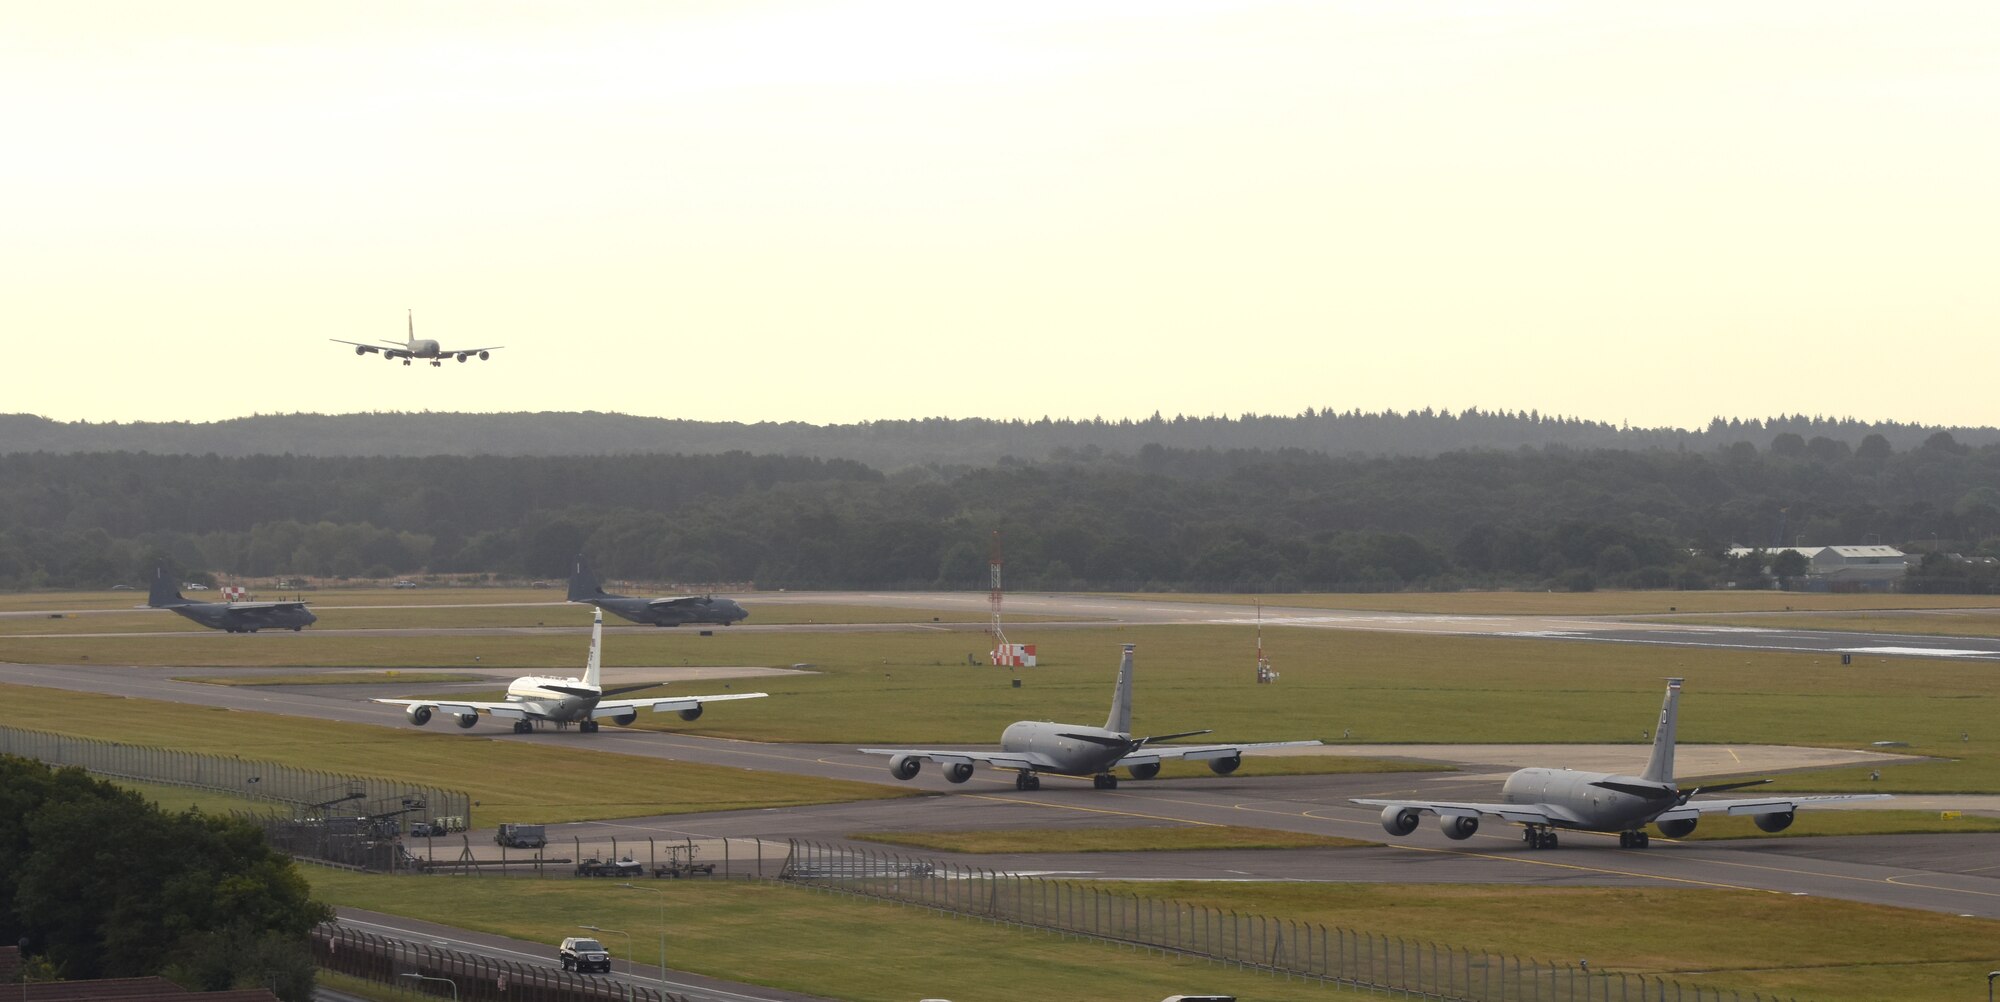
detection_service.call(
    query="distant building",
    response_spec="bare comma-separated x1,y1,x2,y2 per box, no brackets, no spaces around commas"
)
1725,545,1910,592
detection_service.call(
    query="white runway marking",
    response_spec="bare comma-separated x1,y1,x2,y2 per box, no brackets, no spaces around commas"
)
1836,646,1994,658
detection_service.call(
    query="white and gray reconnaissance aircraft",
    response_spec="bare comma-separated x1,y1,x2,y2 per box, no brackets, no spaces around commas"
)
373,609,766,733
1354,678,1889,849
860,644,1320,791
331,310,503,366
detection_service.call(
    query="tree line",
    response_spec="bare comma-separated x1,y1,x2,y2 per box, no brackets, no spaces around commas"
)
5,431,1998,592
0,757,328,998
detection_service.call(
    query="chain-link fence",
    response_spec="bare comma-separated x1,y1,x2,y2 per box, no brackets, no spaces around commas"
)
0,725,472,831
783,839,1803,1002
316,923,687,1002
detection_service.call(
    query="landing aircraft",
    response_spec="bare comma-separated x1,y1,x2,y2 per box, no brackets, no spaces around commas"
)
567,555,749,627
330,311,503,366
1354,678,1889,849
860,644,1320,791
148,567,316,633
374,609,767,733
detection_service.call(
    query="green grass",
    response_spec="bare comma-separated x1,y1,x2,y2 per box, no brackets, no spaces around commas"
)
314,970,410,1002
1076,880,2000,1002
105,777,287,815
850,825,1372,852
302,867,1353,1002
1677,809,2000,840
0,682,909,823
175,671,486,686
1110,590,2000,615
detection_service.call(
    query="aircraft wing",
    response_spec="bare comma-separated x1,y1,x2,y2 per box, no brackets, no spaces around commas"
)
372,698,531,720
443,345,504,354
1350,798,1587,826
1652,793,1893,823
589,692,768,718
222,601,308,611
1115,739,1323,768
857,747,1065,772
646,596,710,608
330,339,410,358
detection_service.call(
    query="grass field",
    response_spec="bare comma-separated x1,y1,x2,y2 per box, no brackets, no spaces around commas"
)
1113,590,2000,616
850,825,1372,852
0,683,908,822
300,866,1999,1002
303,867,1354,1002
175,671,486,686
1663,609,2000,638
107,777,286,815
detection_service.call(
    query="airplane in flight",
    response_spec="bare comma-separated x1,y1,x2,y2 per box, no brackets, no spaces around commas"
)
1354,678,1890,849
860,644,1320,791
567,555,749,627
147,568,316,633
330,310,503,367
373,608,766,734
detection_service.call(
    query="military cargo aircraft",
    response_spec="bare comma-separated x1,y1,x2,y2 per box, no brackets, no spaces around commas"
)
567,555,749,627
147,568,316,633
330,310,502,367
860,644,1320,791
373,608,766,733
1354,678,1890,849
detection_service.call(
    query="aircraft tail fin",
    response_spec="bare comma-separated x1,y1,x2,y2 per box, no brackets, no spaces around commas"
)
1104,644,1135,734
147,567,185,608
568,554,603,602
407,309,416,348
1641,677,1682,784
584,608,603,688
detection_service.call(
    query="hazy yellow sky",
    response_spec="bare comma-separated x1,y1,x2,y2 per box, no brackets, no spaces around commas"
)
5,2,1996,428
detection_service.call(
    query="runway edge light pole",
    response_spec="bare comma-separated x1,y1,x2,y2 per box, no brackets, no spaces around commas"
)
619,882,667,985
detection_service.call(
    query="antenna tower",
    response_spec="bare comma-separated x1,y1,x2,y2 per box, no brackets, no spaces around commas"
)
988,531,1006,657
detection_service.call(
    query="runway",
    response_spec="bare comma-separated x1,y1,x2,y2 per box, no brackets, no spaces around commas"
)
4,659,1998,920
12,590,2000,660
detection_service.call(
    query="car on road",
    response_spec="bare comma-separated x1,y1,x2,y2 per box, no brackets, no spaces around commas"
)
559,937,612,973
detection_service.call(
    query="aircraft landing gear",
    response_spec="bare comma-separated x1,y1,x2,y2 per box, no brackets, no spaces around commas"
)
1618,830,1651,849
1524,826,1559,850
1092,773,1119,790
580,720,599,733
402,359,412,366
512,720,532,734
1015,771,1041,791
430,360,442,367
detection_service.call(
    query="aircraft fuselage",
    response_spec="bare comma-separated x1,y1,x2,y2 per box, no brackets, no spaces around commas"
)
1000,720,1128,776
587,595,750,627
503,676,604,723
167,602,318,633
1501,767,1672,832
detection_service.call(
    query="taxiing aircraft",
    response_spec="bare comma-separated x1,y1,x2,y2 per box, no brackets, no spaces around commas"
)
148,567,316,633
373,608,766,733
1354,678,1889,849
331,311,503,367
860,644,1320,791
567,555,749,627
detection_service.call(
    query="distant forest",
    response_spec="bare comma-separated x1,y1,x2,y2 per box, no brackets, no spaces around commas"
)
5,426,1999,593
7,409,2000,467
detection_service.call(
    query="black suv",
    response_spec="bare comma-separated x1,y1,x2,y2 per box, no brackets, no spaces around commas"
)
559,937,612,974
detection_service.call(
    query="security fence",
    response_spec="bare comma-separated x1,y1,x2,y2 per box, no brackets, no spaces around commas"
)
783,839,1802,1002
315,923,688,1002
0,725,472,832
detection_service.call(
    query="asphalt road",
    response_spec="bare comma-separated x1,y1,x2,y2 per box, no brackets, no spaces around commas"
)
5,658,1999,920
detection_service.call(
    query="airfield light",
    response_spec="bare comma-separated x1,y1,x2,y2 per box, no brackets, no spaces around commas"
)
398,973,458,1002
619,882,668,986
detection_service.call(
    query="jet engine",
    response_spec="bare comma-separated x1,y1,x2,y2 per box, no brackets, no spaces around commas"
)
1656,818,1698,838
478,351,490,360
1438,815,1479,840
354,345,368,356
456,713,478,729
678,705,704,721
406,705,433,726
1127,762,1161,780
889,755,922,780
1208,755,1242,775
456,354,469,363
945,763,975,784
1381,806,1420,836
1754,811,1794,833
610,711,637,727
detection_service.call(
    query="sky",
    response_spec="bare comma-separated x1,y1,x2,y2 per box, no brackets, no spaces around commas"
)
5,2,1997,429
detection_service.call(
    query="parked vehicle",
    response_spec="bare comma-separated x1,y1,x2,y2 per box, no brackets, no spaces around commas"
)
576,856,644,878
495,823,547,849
559,937,612,973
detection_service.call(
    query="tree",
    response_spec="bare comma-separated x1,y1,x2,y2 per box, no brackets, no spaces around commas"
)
1770,548,1810,589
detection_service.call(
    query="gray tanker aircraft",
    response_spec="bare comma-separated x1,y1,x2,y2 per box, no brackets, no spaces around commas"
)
567,555,749,627
861,644,1320,791
330,310,503,367
148,568,316,633
373,608,766,733
1355,678,1889,849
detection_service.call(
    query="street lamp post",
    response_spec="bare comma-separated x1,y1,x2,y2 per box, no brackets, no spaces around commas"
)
1987,970,1999,1002
398,973,458,1002
579,924,632,1001
618,882,667,985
